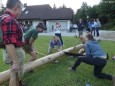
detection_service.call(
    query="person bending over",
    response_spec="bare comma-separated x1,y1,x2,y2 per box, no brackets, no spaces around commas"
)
68,34,115,86
23,23,45,62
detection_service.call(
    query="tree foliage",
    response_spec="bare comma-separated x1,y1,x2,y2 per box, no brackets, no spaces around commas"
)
74,0,115,30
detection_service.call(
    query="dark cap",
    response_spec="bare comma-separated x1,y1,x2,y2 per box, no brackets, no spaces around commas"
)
36,23,45,29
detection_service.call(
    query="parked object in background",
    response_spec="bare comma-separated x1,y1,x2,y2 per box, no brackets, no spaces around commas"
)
70,24,78,32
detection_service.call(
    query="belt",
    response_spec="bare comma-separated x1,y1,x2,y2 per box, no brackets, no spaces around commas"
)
100,56,107,59
95,56,107,60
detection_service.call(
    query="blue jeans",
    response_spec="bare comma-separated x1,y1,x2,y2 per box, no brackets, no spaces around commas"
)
96,27,100,36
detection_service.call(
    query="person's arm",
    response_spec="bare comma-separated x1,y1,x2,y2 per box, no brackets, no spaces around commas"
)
57,40,62,51
58,46,62,51
29,37,35,49
85,43,92,57
5,44,19,72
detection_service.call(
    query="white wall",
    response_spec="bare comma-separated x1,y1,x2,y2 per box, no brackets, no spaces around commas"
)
32,20,43,28
46,20,71,31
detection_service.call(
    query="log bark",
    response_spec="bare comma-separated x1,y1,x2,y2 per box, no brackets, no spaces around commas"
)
0,44,84,84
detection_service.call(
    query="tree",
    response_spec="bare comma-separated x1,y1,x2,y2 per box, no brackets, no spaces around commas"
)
73,2,89,24
73,0,115,29
97,0,115,28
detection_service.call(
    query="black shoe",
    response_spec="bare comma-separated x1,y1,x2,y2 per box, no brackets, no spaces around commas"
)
19,81,27,86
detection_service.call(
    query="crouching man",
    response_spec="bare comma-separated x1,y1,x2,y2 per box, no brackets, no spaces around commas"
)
48,36,62,63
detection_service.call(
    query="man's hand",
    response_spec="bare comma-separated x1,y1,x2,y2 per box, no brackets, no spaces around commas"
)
80,36,86,44
12,63,19,73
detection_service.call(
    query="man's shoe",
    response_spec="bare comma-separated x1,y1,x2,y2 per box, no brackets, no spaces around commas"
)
52,60,59,63
19,80,27,86
68,67,76,72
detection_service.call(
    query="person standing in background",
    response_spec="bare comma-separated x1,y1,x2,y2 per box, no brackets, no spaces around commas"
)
87,19,92,34
92,19,97,36
55,21,63,46
96,18,101,37
77,19,84,37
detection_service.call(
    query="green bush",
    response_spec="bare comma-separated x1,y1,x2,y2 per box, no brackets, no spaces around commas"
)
102,22,115,30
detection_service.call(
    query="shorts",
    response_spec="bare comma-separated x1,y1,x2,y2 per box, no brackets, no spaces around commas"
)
23,44,33,53
3,48,25,80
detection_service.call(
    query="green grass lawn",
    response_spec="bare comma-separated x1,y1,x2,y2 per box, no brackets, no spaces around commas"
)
0,36,115,86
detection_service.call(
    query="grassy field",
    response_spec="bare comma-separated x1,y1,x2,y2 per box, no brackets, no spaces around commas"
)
0,36,115,86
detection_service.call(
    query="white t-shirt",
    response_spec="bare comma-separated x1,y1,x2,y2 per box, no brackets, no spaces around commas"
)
55,26,61,34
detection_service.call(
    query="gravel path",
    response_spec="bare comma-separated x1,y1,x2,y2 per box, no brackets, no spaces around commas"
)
99,31,115,41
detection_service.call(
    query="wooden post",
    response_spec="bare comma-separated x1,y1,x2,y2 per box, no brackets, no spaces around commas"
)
0,44,84,84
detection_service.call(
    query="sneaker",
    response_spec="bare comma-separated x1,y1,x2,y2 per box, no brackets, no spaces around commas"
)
52,60,59,63
19,80,27,86
68,67,76,72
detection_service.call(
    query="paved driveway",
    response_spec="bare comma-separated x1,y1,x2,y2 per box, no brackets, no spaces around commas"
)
39,30,115,41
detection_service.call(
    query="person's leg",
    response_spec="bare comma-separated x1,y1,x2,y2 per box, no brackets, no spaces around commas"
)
78,30,80,37
79,31,83,37
92,27,94,36
16,48,26,85
91,28,93,35
94,65,112,80
71,56,105,70
58,33,63,45
96,27,99,36
81,30,83,36
9,71,20,86
94,28,95,36
72,56,93,70
93,59,112,80
75,30,77,37
2,49,20,86
10,48,25,86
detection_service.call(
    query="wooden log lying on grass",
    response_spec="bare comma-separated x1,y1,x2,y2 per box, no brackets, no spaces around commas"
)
0,44,84,84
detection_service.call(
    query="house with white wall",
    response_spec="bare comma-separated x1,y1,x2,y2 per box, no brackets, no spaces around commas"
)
18,4,74,31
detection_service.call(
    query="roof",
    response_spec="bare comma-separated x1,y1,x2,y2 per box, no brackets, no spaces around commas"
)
18,4,73,20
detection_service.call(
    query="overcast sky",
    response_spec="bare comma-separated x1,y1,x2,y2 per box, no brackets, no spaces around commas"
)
1,0,101,12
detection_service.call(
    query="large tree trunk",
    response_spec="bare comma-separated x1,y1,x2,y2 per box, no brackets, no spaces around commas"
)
0,44,84,84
